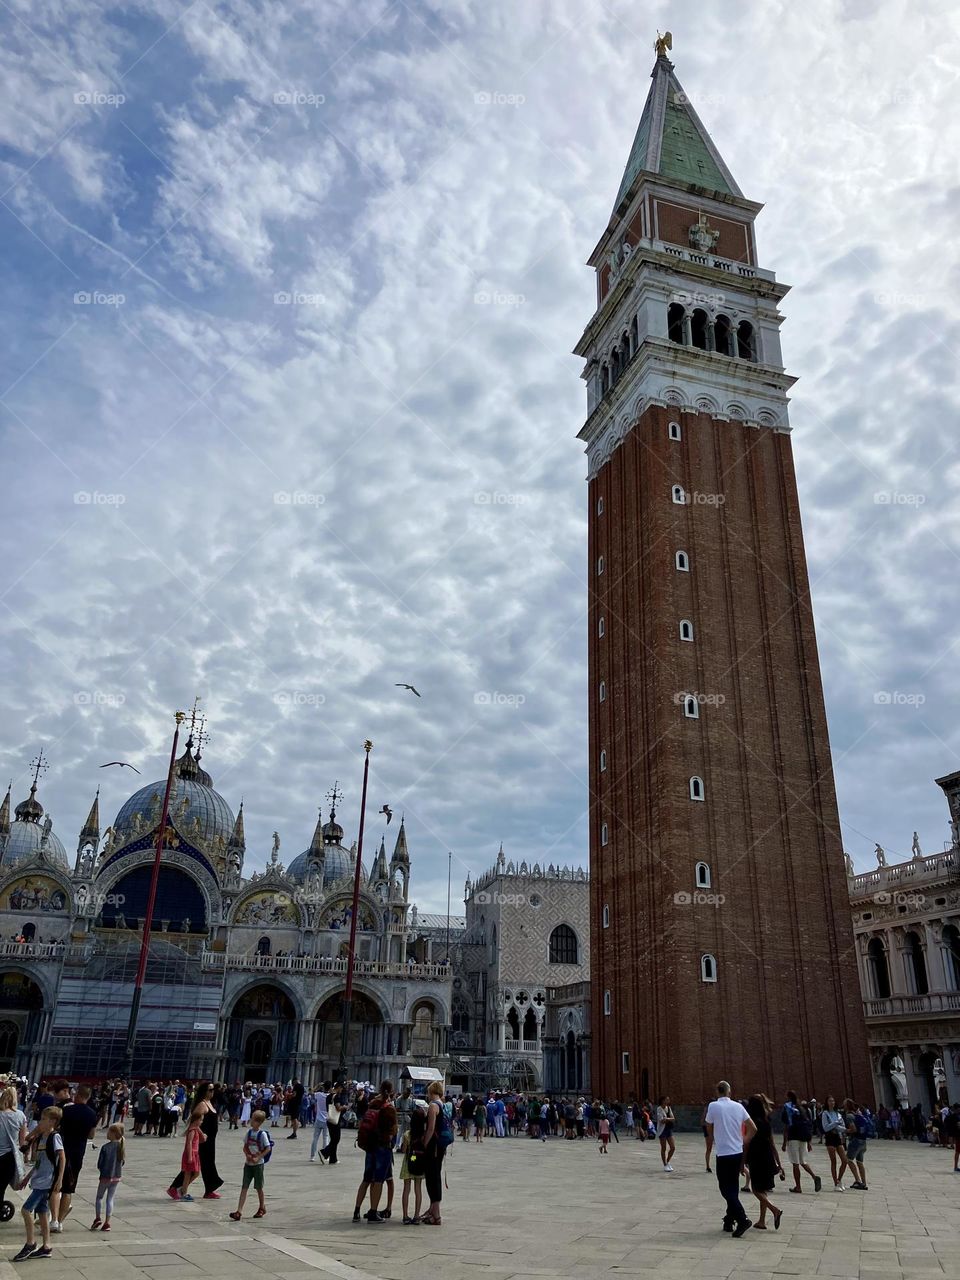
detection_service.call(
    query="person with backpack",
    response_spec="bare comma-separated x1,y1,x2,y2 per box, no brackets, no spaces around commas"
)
419,1080,452,1226
780,1091,822,1193
352,1081,397,1223
229,1109,271,1220
14,1105,65,1261
838,1100,869,1190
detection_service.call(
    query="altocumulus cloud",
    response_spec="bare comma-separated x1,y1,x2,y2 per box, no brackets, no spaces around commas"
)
0,0,958,906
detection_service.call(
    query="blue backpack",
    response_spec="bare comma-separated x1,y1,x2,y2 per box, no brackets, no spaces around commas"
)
248,1128,274,1163
436,1105,454,1151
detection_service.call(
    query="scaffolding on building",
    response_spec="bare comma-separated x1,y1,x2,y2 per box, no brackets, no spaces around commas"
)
46,938,224,1079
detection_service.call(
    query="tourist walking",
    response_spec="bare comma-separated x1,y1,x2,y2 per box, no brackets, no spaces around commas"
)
819,1096,847,1190
838,1100,869,1190
166,1082,223,1200
310,1082,329,1163
286,1080,305,1139
320,1085,346,1164
352,1081,397,1223
0,1084,27,1214
705,1081,756,1238
700,1103,713,1172
780,1092,821,1193
419,1080,451,1226
54,1083,98,1231
399,1102,427,1223
229,1110,270,1220
91,1123,124,1231
14,1106,64,1261
656,1096,676,1171
177,1108,206,1201
744,1096,783,1231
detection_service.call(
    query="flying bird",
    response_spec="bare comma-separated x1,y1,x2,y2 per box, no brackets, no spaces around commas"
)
99,761,141,774
379,805,393,825
395,683,421,698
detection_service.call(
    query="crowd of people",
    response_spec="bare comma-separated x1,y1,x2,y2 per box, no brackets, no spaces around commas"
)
0,1073,957,1254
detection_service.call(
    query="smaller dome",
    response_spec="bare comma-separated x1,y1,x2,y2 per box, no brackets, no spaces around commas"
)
287,841,360,888
323,815,344,845
14,785,43,824
2,819,68,869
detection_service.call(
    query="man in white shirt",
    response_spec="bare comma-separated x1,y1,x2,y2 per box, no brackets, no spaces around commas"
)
309,1081,330,1163
705,1081,757,1238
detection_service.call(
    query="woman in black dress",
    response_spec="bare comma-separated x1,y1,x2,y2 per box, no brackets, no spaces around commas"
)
167,1082,224,1199
745,1095,783,1230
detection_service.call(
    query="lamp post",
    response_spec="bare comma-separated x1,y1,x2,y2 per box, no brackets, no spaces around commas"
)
122,710,186,1080
337,739,373,1085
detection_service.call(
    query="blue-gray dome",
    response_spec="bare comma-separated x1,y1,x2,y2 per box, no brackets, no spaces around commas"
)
114,778,235,850
287,842,361,887
1,819,68,869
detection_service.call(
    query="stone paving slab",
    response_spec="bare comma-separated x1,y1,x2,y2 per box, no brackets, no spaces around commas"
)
0,1130,957,1279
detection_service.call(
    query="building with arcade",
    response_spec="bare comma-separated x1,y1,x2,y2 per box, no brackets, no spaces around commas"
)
0,743,451,1084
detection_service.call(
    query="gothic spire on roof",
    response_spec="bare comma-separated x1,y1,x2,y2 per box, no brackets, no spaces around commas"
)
79,788,100,842
227,801,246,850
611,50,742,216
391,817,409,864
370,834,388,884
0,783,10,837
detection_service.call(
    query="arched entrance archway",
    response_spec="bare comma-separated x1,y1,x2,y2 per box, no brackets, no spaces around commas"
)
315,991,383,1069
226,984,297,1082
917,1050,940,1113
0,1020,18,1071
0,972,46,1077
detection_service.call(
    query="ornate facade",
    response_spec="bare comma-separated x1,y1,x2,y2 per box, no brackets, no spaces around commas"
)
0,741,450,1084
849,771,960,1110
447,849,590,1094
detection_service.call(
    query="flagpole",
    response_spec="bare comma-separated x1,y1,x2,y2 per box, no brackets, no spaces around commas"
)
445,851,452,964
337,739,373,1085
123,709,186,1079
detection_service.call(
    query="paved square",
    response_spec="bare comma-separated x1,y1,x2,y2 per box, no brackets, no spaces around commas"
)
2,1131,958,1280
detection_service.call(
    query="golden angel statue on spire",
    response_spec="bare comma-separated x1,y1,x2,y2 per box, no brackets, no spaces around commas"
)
655,30,673,58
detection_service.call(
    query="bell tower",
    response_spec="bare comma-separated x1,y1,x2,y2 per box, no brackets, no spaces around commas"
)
579,44,872,1105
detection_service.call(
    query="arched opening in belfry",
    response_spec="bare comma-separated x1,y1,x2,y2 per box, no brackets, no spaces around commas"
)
690,308,708,350
667,303,685,345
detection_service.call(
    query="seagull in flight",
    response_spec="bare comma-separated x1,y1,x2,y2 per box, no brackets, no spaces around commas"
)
395,683,421,698
99,761,141,774
379,805,393,825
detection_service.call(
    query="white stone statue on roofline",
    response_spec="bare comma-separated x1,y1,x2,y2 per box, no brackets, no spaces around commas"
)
875,843,886,868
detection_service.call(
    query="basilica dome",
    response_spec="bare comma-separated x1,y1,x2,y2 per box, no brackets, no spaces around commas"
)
286,806,362,887
3,817,68,870
112,745,235,851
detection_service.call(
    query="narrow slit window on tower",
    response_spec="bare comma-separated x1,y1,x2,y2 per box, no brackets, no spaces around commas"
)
679,619,694,641
602,903,610,927
689,776,705,801
599,749,607,772
671,485,686,505
695,862,711,888
598,616,606,637
675,550,689,572
603,990,611,1015
599,680,606,702
597,555,604,575
601,823,609,847
621,1052,630,1074
597,496,604,515
683,695,699,719
669,421,681,441
700,954,717,983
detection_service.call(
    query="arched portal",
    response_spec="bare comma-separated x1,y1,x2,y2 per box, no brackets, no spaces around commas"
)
0,972,46,1076
917,1049,940,1113
226,984,297,1082
314,990,383,1064
98,864,207,934
0,1020,18,1071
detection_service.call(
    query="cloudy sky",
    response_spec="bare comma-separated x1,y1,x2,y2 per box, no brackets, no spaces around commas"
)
1,0,957,910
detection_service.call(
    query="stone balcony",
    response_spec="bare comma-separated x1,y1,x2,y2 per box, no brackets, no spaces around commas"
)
849,849,958,903
863,990,960,1019
0,941,91,962
200,949,450,981
504,1039,541,1053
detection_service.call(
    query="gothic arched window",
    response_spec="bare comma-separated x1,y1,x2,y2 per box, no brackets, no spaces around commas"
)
691,308,708,350
700,953,717,982
868,936,891,999
668,302,685,344
549,924,579,965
